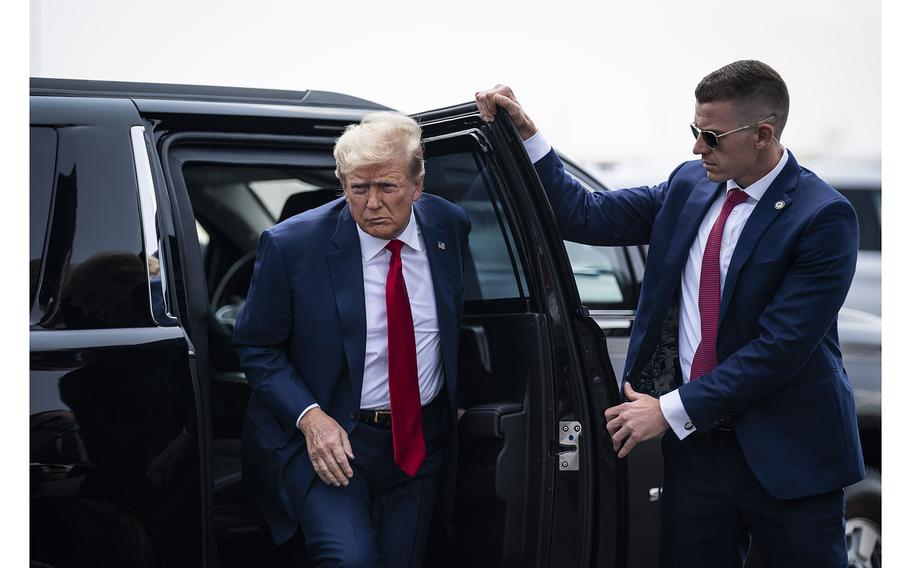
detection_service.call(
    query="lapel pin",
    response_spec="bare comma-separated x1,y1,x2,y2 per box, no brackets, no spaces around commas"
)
437,241,446,251
774,200,786,210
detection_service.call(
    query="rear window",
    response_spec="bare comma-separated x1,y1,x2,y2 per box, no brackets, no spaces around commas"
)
30,127,57,309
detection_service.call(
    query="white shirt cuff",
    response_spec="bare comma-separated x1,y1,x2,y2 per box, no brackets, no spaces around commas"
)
659,389,696,440
295,403,320,430
522,130,552,164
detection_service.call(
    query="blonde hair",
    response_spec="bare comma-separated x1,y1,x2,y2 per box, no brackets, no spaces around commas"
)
333,112,424,182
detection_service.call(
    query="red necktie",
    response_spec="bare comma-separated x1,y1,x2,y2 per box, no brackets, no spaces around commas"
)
385,239,426,476
689,189,749,381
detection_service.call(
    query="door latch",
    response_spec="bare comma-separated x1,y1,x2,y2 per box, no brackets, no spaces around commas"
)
556,421,581,471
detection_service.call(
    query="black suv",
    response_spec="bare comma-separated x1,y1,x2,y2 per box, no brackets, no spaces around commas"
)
30,79,628,568
29,79,879,568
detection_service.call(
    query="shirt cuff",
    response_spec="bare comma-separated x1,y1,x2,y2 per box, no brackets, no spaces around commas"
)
659,390,696,440
522,130,552,164
295,403,320,430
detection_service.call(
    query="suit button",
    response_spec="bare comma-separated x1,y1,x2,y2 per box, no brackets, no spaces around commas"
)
684,421,694,431
350,412,356,420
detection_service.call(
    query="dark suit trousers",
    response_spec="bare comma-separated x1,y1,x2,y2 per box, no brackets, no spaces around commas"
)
298,395,448,567
659,430,847,568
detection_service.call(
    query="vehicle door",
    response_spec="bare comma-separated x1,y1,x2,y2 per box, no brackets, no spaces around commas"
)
413,105,628,567
555,156,662,568
29,94,207,567
139,97,627,567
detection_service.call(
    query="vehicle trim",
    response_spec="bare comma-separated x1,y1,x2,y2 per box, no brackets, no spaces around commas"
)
131,125,179,324
30,326,186,351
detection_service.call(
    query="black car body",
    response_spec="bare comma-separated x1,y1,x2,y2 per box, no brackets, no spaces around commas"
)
29,79,628,567
29,78,880,568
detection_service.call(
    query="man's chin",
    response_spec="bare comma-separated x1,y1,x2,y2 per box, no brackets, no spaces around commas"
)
705,170,725,183
361,222,401,241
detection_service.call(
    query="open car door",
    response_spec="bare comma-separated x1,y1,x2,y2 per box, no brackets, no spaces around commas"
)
413,105,628,567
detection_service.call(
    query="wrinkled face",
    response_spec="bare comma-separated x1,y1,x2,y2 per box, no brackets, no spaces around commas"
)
342,154,423,240
692,100,766,187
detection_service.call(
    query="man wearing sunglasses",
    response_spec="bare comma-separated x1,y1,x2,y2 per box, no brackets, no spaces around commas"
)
476,60,863,567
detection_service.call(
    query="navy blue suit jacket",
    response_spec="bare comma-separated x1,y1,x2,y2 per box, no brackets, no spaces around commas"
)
232,193,470,544
535,149,864,500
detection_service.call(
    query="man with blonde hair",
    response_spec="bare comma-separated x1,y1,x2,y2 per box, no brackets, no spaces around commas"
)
234,112,470,566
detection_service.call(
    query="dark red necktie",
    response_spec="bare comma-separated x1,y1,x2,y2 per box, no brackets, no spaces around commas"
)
689,189,749,381
385,239,425,476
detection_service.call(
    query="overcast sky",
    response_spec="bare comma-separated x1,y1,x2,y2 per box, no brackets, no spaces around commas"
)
30,0,880,169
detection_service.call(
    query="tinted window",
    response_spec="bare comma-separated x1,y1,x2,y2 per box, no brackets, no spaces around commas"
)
33,124,151,329
424,140,528,302
30,127,57,308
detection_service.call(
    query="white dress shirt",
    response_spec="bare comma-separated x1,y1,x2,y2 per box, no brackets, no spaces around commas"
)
296,209,443,425
523,132,789,439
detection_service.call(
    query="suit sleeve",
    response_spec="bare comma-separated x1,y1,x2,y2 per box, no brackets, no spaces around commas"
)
533,149,670,246
678,198,860,429
232,230,317,438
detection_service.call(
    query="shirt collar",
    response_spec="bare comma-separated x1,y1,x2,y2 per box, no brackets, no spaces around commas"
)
725,148,789,201
355,207,421,262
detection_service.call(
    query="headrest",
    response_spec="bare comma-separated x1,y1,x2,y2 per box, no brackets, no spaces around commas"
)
278,189,339,222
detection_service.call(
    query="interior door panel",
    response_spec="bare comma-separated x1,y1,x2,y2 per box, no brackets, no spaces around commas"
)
452,313,551,566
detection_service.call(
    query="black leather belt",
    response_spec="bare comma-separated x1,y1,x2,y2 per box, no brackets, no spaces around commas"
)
357,393,445,428
357,408,393,427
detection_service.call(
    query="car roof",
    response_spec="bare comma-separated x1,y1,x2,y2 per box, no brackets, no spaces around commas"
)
800,158,881,190
29,77,391,111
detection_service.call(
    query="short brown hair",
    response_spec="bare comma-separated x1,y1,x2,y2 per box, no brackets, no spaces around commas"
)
695,60,790,137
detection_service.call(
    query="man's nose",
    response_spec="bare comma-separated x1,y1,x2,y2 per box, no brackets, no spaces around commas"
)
692,134,710,156
366,187,383,209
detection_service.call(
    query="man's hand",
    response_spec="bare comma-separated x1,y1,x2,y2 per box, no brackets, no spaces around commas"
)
298,408,355,486
475,85,539,141
604,383,670,459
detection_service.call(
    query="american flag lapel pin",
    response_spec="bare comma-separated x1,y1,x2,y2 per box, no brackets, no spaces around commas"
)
437,241,446,252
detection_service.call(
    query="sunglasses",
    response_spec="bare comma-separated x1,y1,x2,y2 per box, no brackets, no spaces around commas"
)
690,115,776,148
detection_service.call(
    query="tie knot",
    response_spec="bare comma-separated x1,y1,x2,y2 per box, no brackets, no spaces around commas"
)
385,239,404,256
726,188,749,208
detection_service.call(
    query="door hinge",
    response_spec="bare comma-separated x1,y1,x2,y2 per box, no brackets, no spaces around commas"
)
555,421,581,471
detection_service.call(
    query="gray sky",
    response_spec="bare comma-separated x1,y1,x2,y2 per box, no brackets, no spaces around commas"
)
30,0,880,167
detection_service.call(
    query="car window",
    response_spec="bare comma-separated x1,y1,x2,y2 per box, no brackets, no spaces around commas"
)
181,163,342,311
30,127,57,309
562,168,638,310
33,124,153,329
249,178,326,221
423,139,528,303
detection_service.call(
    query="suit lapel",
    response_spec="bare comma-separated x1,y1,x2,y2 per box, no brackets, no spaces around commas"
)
719,151,799,322
413,202,457,397
661,180,724,293
326,206,367,404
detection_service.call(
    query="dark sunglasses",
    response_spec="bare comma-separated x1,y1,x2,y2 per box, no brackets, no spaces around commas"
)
690,115,775,148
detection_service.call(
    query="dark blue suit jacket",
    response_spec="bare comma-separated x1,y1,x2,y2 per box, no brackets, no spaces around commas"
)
535,149,864,500
232,193,470,544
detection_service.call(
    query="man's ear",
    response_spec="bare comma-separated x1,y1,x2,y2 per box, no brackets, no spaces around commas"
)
755,124,776,149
